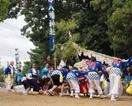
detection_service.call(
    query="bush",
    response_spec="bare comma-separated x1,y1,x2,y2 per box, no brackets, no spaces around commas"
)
0,68,3,75
0,68,4,82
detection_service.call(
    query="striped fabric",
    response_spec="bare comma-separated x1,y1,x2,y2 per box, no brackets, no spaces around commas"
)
87,72,99,79
110,67,122,75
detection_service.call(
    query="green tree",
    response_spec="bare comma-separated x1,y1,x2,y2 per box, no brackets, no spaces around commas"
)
78,0,114,55
108,0,132,58
6,0,132,65
7,0,87,66
0,67,4,82
0,0,10,21
54,18,80,65
22,61,30,75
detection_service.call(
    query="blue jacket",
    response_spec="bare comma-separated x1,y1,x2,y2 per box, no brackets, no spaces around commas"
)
112,60,127,69
60,68,69,81
71,69,87,78
66,69,87,81
4,67,11,75
15,72,23,82
88,61,103,72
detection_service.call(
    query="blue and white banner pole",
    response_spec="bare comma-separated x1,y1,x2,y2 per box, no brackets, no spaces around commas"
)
48,0,55,52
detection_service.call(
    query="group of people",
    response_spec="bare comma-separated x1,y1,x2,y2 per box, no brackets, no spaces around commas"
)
3,56,132,101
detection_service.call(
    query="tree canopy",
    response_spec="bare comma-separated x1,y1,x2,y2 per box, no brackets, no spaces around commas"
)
0,0,10,21
1,0,132,66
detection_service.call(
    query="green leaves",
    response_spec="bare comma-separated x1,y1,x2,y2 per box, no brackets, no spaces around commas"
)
55,19,78,43
3,0,132,65
54,18,80,64
0,0,10,21
54,41,79,65
108,0,132,58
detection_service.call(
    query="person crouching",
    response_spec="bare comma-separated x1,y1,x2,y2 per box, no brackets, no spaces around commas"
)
66,66,87,99
48,69,63,95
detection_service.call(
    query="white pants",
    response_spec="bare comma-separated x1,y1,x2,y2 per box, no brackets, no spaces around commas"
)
5,75,13,91
109,74,121,95
67,79,80,93
14,85,25,93
89,79,103,95
100,75,110,95
103,80,110,95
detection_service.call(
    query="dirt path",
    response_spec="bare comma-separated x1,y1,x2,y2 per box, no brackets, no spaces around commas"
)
0,88,132,106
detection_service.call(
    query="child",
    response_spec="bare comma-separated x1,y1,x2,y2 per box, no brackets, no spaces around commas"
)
15,68,23,85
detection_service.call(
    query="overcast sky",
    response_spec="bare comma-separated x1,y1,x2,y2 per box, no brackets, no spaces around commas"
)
0,16,35,67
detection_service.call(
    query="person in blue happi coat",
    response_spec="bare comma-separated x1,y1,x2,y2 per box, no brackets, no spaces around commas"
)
66,66,87,99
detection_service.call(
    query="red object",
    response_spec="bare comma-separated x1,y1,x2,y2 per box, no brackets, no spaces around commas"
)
79,79,89,94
